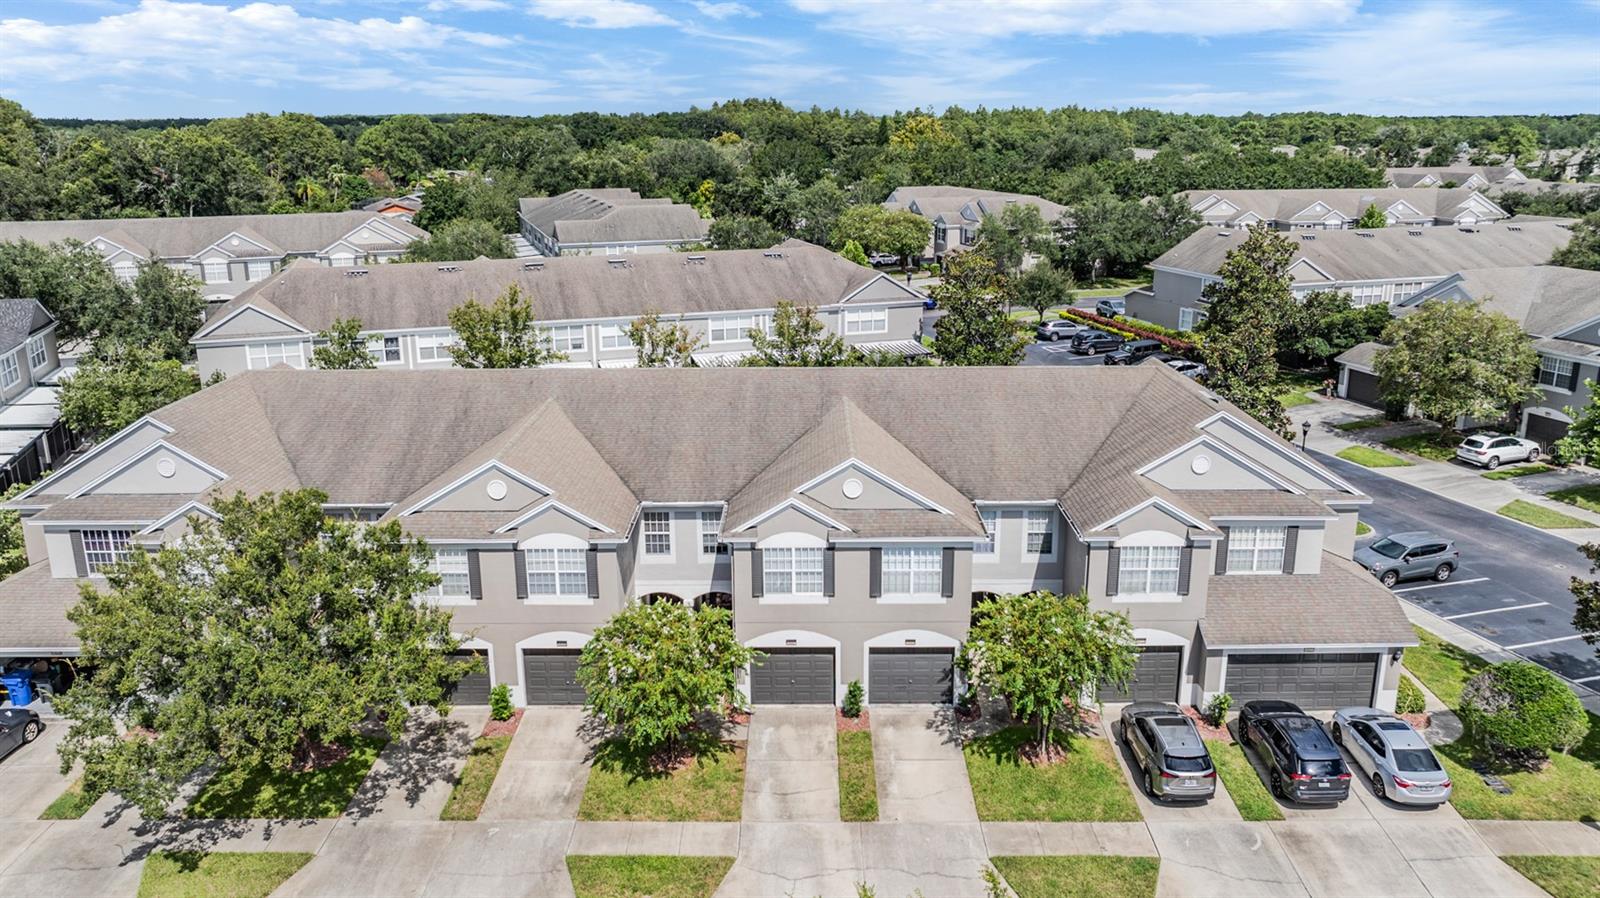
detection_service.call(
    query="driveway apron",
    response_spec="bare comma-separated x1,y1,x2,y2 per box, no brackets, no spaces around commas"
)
1148,821,1308,898
479,707,593,821
0,720,75,822
1106,721,1242,822
742,706,840,822
346,706,488,821
868,707,977,823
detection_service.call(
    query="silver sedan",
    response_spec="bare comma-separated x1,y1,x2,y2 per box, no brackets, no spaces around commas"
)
1331,708,1452,806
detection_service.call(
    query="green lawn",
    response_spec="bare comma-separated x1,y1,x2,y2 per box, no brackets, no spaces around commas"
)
1500,856,1600,898
991,856,1159,898
186,734,384,819
837,729,878,822
1204,739,1282,821
1483,463,1557,480
439,733,511,821
1356,521,1372,537
1497,499,1591,529
39,778,103,820
566,856,733,898
1549,483,1600,514
1336,445,1413,468
138,851,312,898
1334,416,1389,432
1382,431,1459,461
578,737,746,821
1403,628,1486,707
1275,371,1325,408
963,727,1141,822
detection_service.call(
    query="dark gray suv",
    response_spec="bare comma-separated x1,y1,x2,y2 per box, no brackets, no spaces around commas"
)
1239,700,1351,804
1354,531,1459,588
1118,702,1217,801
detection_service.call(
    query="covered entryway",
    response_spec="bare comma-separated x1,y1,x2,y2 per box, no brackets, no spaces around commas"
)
1225,652,1379,709
1525,414,1569,452
1345,369,1383,408
868,647,954,704
521,649,586,705
1098,647,1182,703
445,649,491,705
750,647,835,704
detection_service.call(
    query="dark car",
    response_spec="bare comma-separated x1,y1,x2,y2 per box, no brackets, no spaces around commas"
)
1239,700,1351,804
1096,297,1126,318
1104,338,1163,366
1119,702,1217,801
1070,329,1125,356
0,708,43,761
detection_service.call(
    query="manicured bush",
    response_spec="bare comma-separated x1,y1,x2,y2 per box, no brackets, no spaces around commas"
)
489,683,513,722
1059,308,1197,353
1204,692,1232,727
1459,662,1590,767
1396,675,1426,714
842,680,864,718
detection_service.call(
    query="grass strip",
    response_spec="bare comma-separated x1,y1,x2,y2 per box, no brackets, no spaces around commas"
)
1497,499,1591,529
566,855,733,898
1336,445,1413,468
836,728,878,822
138,851,312,898
439,733,512,821
991,856,1159,898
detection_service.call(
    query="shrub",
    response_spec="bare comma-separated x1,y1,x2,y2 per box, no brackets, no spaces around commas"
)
1395,675,1426,714
1204,692,1232,727
489,683,513,722
842,680,864,718
1459,661,1590,766
1059,308,1198,354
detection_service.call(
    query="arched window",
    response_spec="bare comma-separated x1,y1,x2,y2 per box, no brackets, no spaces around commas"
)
694,592,733,612
638,592,684,606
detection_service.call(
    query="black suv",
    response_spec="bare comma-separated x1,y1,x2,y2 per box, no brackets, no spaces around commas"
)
1070,329,1125,356
1239,700,1351,804
1104,339,1162,366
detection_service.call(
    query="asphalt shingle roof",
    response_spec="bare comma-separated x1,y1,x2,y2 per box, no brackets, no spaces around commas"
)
1203,554,1419,648
0,299,53,355
518,189,708,246
0,211,426,260
1407,266,1600,338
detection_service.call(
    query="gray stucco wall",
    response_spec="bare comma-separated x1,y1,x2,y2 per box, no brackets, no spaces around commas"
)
1130,268,1210,330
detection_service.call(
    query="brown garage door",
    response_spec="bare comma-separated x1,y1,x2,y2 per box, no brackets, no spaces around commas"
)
1226,653,1378,709
1345,370,1383,408
1098,647,1182,703
1525,414,1570,452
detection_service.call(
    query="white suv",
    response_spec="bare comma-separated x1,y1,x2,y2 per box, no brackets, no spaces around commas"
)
1455,433,1540,469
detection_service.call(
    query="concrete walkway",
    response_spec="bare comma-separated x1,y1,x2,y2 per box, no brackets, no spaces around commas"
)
869,707,978,823
741,706,840,822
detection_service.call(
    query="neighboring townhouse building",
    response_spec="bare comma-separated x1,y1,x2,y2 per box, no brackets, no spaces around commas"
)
0,212,427,306
0,365,1417,712
1185,187,1509,231
1385,166,1526,189
882,186,1068,261
189,240,930,379
517,189,709,256
1336,266,1600,449
0,299,74,490
361,195,423,221
1129,221,1572,331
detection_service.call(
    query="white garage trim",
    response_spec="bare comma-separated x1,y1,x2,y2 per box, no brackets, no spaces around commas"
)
1131,628,1194,705
862,629,961,707
512,631,590,706
744,629,841,704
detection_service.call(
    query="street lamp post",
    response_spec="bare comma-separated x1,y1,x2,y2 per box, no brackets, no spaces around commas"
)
1300,420,1311,452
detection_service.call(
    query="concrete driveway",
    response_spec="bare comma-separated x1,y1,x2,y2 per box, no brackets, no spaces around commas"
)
1104,718,1242,822
0,716,73,822
868,707,977,823
480,707,596,821
347,706,488,821
713,822,992,898
742,706,839,822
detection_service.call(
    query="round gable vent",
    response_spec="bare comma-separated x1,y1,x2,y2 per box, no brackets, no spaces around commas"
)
841,477,864,499
486,479,508,501
157,458,177,478
229,237,240,247
1191,455,1212,476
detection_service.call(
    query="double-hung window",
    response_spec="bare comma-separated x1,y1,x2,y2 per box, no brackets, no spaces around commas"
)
843,308,888,335
1347,284,1385,307
1118,546,1182,595
976,509,998,556
643,511,672,556
1392,281,1425,302
546,325,585,353
202,259,229,283
1538,356,1574,389
0,355,18,390
82,529,132,574
763,547,823,596
425,549,471,602
699,510,723,556
709,314,767,343
599,325,633,350
246,260,272,281
246,341,305,369
1226,527,1287,573
882,547,941,596
416,333,453,363
525,548,587,597
367,335,401,365
26,335,47,372
1025,509,1053,555
1178,308,1207,331
113,260,138,282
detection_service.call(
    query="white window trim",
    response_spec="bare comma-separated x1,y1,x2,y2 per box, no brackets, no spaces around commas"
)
202,258,230,283
366,335,404,367
878,545,944,604
843,307,889,335
1114,540,1183,601
422,548,474,606
699,509,723,558
26,335,47,372
0,354,18,390
245,340,306,370
1538,356,1575,393
641,510,674,561
415,333,455,363
974,509,998,560
1225,525,1288,575
521,533,592,605
81,528,134,575
1025,508,1057,559
708,313,769,345
759,535,826,603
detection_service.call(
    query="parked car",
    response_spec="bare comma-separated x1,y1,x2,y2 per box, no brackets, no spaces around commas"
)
922,296,937,310
1331,708,1452,806
1096,298,1126,318
1118,702,1217,801
1164,358,1208,380
0,708,42,762
1455,433,1540,469
1070,330,1125,356
868,252,901,266
1036,319,1084,341
1353,531,1458,588
1104,338,1163,366
1238,700,1351,804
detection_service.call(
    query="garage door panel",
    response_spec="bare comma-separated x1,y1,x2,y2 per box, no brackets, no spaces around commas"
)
1526,415,1569,452
1098,647,1181,703
1227,653,1377,709
869,648,953,704
446,649,491,705
522,649,586,705
1346,370,1382,408
751,648,835,704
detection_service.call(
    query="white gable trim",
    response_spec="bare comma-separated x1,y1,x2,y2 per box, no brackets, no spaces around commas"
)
495,497,612,534
338,217,413,248
793,457,951,514
1134,435,1305,494
138,501,221,535
67,440,229,499
1385,200,1423,219
1190,194,1224,213
1290,200,1333,219
732,497,852,534
90,236,146,261
838,274,925,304
1196,411,1358,494
192,302,312,340
400,460,553,516
1286,257,1334,282
195,231,277,260
1090,497,1214,534
14,417,174,500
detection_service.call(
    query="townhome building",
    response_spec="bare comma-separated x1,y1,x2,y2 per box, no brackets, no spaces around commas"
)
517,189,709,256
1336,265,1600,449
0,299,73,490
189,240,930,379
882,186,1068,262
1385,165,1526,190
0,211,427,306
1185,187,1508,231
1128,220,1573,331
0,366,1415,712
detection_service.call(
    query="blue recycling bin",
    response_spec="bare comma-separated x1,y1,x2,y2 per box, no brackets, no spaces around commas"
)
0,670,33,706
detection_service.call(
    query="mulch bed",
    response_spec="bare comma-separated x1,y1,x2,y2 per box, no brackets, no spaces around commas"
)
724,709,751,727
1183,706,1233,743
1398,711,1432,731
836,709,871,733
481,709,524,739
292,741,351,772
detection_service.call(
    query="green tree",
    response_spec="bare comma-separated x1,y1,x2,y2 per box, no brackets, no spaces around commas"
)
975,203,1050,275
1573,542,1600,661
355,114,445,186
410,175,516,233
1493,124,1540,165
1279,289,1391,367
54,489,471,816
1555,380,1600,464
446,284,565,369
626,310,702,368
0,240,125,343
1374,300,1536,428
1356,204,1388,228
743,301,852,367
1198,228,1298,432
401,219,514,262
311,318,377,370
930,251,1027,365
839,239,870,267
1057,193,1198,282
1459,662,1589,767
1014,264,1075,322
110,260,208,361
831,205,930,268
0,481,30,578
708,215,783,250
59,342,201,441
576,601,754,753
1551,212,1600,271
140,127,273,216
959,591,1136,758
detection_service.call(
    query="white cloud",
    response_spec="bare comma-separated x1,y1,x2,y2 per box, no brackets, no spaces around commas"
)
568,50,695,102
425,0,513,10
527,0,674,28
869,57,1044,111
736,63,846,98
692,0,756,18
678,25,803,57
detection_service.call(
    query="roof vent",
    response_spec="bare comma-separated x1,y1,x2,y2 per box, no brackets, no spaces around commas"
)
1300,234,1315,241
607,258,628,267
685,254,707,264
762,250,784,259
522,260,544,270
1407,230,1423,236
1507,225,1522,232
344,269,369,278
1215,230,1233,237
436,265,462,273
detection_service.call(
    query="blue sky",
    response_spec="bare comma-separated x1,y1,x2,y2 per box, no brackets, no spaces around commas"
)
2,0,1597,120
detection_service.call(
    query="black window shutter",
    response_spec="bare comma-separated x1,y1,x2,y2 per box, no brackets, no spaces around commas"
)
1106,546,1121,596
586,547,600,599
70,531,86,577
823,546,835,597
1569,363,1583,391
941,547,955,598
868,547,882,598
750,548,763,598
1282,526,1300,574
1214,527,1231,575
514,549,528,600
467,550,483,600
1177,545,1193,596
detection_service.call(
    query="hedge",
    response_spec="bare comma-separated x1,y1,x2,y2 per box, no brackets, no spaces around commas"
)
1059,309,1198,354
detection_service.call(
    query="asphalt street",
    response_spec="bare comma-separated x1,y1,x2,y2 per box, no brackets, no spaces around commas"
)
920,307,1113,368
1313,449,1600,691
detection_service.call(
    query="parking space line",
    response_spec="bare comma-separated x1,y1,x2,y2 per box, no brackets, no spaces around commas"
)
1503,633,1598,651
1041,345,1076,354
1392,577,1489,593
1573,674,1600,684
1442,602,1549,620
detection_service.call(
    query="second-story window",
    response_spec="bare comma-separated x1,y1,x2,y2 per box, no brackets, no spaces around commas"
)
1119,547,1182,594
709,314,767,343
82,529,133,574
976,509,998,555
526,547,587,597
416,334,453,362
426,549,471,601
0,354,18,390
1227,526,1287,573
844,308,888,335
246,341,305,369
247,261,273,281
1026,509,1053,555
367,336,401,365
113,260,138,282
26,335,47,372
546,325,586,353
1538,357,1575,389
202,259,229,283
599,325,633,350
643,511,672,556
764,547,823,595
699,510,723,556
883,547,941,596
